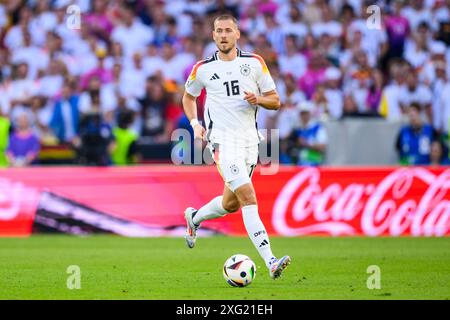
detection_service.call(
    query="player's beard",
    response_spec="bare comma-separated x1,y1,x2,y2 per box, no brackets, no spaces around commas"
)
217,42,235,54
219,47,233,54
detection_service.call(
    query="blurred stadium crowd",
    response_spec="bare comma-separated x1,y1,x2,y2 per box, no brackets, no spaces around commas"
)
0,0,449,167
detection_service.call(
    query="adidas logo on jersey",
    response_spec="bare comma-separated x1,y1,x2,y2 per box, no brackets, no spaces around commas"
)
209,73,220,80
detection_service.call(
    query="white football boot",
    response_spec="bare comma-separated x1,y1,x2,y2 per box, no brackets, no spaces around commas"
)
269,255,291,279
184,207,199,249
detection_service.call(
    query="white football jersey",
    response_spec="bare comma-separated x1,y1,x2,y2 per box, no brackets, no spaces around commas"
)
185,48,277,147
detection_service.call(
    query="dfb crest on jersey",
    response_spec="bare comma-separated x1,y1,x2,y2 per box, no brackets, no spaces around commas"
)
240,64,251,76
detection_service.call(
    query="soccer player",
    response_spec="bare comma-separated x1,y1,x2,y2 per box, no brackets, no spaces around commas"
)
182,14,291,279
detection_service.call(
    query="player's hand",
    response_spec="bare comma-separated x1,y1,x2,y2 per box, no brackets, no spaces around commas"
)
193,124,206,140
244,91,259,105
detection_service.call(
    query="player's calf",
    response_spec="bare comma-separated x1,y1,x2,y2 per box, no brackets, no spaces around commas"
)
222,199,240,213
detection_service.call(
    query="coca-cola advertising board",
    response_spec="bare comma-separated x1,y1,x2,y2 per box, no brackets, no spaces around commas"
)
0,166,449,237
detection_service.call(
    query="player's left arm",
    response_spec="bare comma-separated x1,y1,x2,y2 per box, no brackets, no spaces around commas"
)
244,89,280,110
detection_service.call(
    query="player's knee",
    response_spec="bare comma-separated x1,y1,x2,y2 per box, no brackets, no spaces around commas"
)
222,199,240,213
235,188,257,207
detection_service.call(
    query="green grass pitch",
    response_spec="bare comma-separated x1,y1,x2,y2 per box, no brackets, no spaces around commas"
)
0,235,449,300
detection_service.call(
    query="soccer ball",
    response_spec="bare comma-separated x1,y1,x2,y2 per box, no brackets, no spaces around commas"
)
223,254,256,287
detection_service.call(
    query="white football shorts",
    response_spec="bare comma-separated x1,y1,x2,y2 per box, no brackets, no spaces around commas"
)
209,143,258,192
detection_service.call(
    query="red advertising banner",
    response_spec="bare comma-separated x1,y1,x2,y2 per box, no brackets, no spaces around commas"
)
0,175,40,236
0,166,449,237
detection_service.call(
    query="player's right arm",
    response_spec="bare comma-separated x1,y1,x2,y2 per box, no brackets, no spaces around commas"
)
182,91,205,140
183,61,207,140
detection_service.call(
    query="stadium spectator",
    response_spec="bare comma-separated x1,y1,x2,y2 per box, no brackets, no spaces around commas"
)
49,80,80,144
150,6,172,48
120,51,147,99
348,1,388,63
297,49,328,99
430,60,447,133
7,112,40,167
300,33,317,61
159,41,192,84
29,95,54,144
111,4,154,58
0,48,10,83
277,73,305,140
80,47,113,90
287,101,327,166
281,4,308,41
38,59,66,99
112,109,139,165
107,62,124,96
252,33,278,66
4,5,33,51
396,103,437,165
8,62,38,116
302,0,323,26
206,0,239,17
312,5,342,41
404,21,431,71
84,0,114,42
384,0,410,61
401,0,433,32
76,110,114,166
261,13,286,55
429,140,450,166
79,75,117,120
113,94,141,134
10,30,48,80
341,94,361,118
311,84,331,120
339,3,356,42
163,80,184,139
138,76,168,141
378,58,409,120
343,49,382,114
104,41,125,70
0,112,10,167
323,66,343,119
365,69,383,114
435,1,450,45
439,62,450,128
398,67,433,123
278,34,307,80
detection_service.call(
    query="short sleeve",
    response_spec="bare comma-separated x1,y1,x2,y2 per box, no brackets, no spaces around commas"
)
184,62,205,97
254,55,276,94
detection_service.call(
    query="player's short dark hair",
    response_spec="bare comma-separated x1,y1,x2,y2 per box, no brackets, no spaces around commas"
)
213,14,238,30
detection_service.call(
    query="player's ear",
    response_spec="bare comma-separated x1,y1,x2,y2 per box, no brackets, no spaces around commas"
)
236,28,240,40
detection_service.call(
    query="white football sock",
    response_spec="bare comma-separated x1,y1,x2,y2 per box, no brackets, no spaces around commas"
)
192,196,229,226
242,204,276,269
